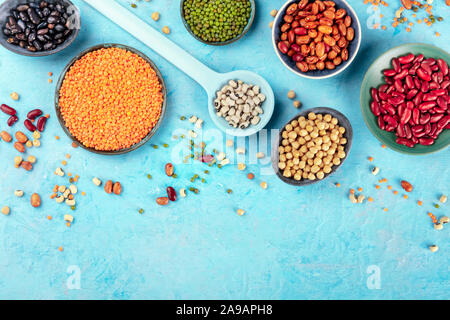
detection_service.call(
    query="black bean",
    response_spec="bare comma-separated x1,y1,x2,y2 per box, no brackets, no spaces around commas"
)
16,33,26,40
3,29,11,36
28,8,41,24
37,34,46,42
50,10,60,17
36,8,43,19
17,19,26,31
55,38,64,44
33,40,42,51
54,32,63,40
43,42,53,50
48,3,54,9
8,16,17,26
25,27,31,37
29,2,39,9
37,21,47,29
48,29,54,35
19,11,29,22
12,10,20,20
10,28,21,35
28,32,36,43
37,28,48,35
59,17,66,24
17,5,29,12
54,24,65,32
40,1,48,9
42,7,50,16
47,16,58,24
63,13,68,19
19,41,26,48
43,34,51,41
26,22,35,29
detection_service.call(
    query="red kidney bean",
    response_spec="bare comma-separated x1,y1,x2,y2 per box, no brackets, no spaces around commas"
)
288,30,295,43
445,123,450,129
432,72,443,84
379,91,388,101
423,92,437,101
419,113,431,125
413,130,427,138
385,77,394,85
429,82,440,90
398,103,405,116
434,107,446,114
396,124,405,138
433,89,446,96
398,53,414,64
411,136,418,144
383,69,396,77
278,41,289,54
406,89,418,100
294,27,307,35
413,77,422,89
400,108,412,124
1,104,16,116
413,92,423,106
421,63,432,75
412,108,420,125
431,65,439,72
394,69,408,80
371,88,379,102
430,113,445,123
402,63,412,70
437,97,447,109
417,68,431,82
27,109,43,120
167,187,177,202
404,124,412,139
383,115,397,127
429,124,437,137
405,75,414,89
418,101,436,111
421,81,430,93
406,101,414,110
396,138,415,148
7,115,18,126
413,54,424,64
387,96,403,105
394,79,404,93
412,124,424,133
24,119,36,132
419,137,434,146
392,58,401,72
291,43,301,52
370,101,381,116
385,104,396,115
292,54,304,62
385,125,395,132
437,58,449,76
377,116,386,130
437,115,450,129
379,84,389,92
423,57,436,66
37,116,47,132
424,122,431,134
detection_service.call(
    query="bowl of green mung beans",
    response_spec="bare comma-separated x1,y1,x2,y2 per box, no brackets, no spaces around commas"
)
181,0,255,46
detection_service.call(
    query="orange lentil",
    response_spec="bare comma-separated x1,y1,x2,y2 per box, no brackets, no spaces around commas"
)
435,32,440,37
382,25,386,30
418,200,423,206
406,27,411,32
382,178,387,183
335,182,341,187
71,142,78,148
81,191,86,196
45,114,50,118
66,154,71,159
74,175,79,182
393,190,398,195
58,246,63,252
68,194,74,200
368,197,374,202
350,189,355,194
68,172,72,177
417,19,422,24
358,187,363,192
368,156,374,162
66,222,71,227
59,47,164,152
375,185,380,189
55,135,60,140
428,212,433,217
47,215,52,220
62,160,67,166
387,185,392,190
49,72,53,76
383,208,388,212
381,144,386,148
48,79,53,84
403,195,408,199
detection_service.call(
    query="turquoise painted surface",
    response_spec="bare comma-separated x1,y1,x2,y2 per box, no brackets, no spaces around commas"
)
0,0,449,299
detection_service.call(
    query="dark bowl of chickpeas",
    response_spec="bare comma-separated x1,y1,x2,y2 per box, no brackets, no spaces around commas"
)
180,0,255,46
272,107,353,186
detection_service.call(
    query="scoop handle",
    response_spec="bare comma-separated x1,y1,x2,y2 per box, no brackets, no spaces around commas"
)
83,0,220,92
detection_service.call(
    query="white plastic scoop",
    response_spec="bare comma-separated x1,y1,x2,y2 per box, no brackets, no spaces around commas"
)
82,0,274,137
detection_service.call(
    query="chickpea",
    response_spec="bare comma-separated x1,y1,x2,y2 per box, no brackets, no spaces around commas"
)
280,154,286,162
293,158,300,165
286,152,293,160
339,126,346,134
340,138,347,145
285,145,292,153
308,113,316,120
317,171,325,180
307,159,314,166
324,114,332,122
302,171,308,179
300,145,308,153
294,173,302,181
283,169,292,178
322,144,330,151
316,114,323,120
304,165,311,173
282,139,289,146
288,131,297,139
278,146,285,154
323,165,332,174
314,158,322,166
300,129,308,137
306,125,314,132
310,131,319,138
306,152,314,159
293,150,300,158
286,124,293,132
311,165,320,173
282,131,288,139
304,135,311,142
333,158,341,166
337,150,346,159
299,161,306,169
308,173,316,181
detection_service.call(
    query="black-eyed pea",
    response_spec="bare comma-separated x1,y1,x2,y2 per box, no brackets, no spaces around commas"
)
440,195,447,203
349,193,358,203
434,223,443,230
58,185,66,193
357,194,365,203
439,216,449,224
317,171,325,179
55,196,64,203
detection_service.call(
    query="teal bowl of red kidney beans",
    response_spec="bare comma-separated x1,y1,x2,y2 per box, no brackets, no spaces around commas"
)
360,43,450,155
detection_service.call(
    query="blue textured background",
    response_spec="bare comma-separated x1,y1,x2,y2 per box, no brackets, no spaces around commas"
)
0,0,449,300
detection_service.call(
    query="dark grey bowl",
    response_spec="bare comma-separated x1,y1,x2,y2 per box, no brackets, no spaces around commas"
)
55,43,167,155
272,0,361,79
271,107,353,186
180,0,255,46
0,0,80,57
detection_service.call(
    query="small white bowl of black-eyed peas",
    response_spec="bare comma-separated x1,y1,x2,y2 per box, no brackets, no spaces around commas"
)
272,107,353,186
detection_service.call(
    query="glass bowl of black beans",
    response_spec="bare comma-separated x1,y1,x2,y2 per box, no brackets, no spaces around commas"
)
0,0,80,56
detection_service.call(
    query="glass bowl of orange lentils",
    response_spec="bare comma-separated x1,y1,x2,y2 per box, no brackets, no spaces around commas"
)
55,43,167,155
